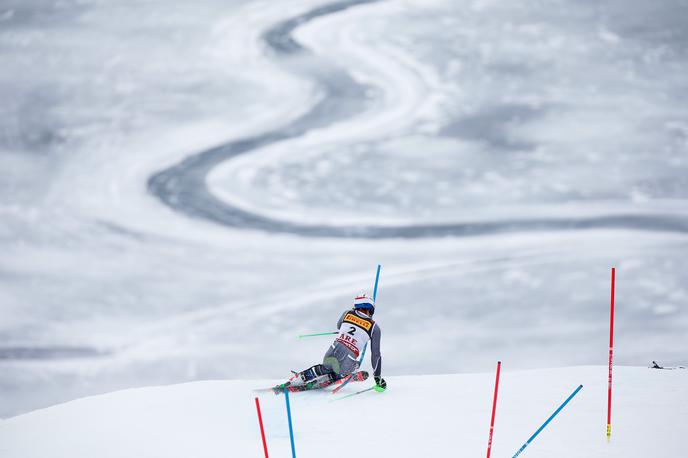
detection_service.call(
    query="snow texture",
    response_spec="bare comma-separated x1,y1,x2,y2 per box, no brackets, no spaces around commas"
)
0,367,686,457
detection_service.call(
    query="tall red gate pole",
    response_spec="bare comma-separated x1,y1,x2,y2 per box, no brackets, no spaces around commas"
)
607,267,616,440
486,361,502,458
254,397,270,457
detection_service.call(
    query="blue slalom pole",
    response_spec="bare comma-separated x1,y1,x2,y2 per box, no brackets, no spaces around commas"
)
358,342,368,365
512,384,583,457
359,264,381,364
335,265,381,394
284,390,297,458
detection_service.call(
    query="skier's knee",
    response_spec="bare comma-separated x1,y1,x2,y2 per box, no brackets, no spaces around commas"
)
301,364,335,383
323,356,341,375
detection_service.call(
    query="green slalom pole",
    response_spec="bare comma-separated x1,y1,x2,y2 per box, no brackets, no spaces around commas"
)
297,331,337,339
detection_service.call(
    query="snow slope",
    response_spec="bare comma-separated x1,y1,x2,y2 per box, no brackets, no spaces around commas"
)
1,366,685,457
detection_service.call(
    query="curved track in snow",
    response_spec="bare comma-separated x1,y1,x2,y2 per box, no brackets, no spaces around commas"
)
147,0,688,238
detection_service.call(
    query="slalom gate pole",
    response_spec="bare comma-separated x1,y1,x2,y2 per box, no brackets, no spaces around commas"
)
254,397,270,458
358,343,368,364
373,264,381,301
486,361,502,458
301,265,380,340
335,265,382,393
284,390,297,458
361,264,381,362
357,265,381,366
607,267,616,440
511,385,583,458
297,331,337,339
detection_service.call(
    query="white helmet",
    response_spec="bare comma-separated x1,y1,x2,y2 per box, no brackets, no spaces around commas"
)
353,294,375,315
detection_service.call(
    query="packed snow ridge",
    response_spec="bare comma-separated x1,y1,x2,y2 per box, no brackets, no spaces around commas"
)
0,366,685,457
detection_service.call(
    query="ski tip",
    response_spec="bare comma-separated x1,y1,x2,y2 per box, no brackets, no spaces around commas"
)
253,388,279,394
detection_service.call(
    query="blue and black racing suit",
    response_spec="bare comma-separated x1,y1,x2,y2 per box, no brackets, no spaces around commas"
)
323,309,382,378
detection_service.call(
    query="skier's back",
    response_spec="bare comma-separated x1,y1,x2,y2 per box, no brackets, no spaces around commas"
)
286,294,386,391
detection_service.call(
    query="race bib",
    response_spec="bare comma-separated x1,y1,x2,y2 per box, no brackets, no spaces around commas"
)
335,313,372,356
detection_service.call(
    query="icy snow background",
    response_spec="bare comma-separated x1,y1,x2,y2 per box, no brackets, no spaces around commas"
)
1,0,687,418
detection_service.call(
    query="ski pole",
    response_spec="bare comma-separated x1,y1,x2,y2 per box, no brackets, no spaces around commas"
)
297,331,337,339
332,386,377,401
511,385,583,457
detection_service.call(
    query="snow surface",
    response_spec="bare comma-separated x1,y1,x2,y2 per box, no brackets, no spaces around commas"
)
0,366,686,457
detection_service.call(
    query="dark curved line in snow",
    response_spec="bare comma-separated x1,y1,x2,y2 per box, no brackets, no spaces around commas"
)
0,346,108,360
147,0,688,238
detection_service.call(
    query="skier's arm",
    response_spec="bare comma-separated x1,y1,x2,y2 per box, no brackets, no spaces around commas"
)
336,310,348,329
370,324,382,378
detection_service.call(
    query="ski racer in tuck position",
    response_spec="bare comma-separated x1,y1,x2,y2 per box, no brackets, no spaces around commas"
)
276,294,387,393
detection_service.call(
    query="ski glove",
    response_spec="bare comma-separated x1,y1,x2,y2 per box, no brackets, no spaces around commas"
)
374,376,387,391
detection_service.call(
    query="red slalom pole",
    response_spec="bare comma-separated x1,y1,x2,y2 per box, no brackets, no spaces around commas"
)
254,397,269,458
606,267,616,440
486,361,502,458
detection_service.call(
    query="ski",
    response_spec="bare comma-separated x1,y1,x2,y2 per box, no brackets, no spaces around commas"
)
256,371,369,395
330,370,369,393
331,370,365,394
331,370,369,385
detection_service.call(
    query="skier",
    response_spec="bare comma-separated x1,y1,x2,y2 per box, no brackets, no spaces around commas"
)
278,294,386,392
